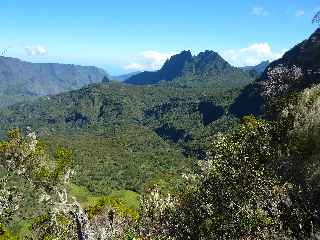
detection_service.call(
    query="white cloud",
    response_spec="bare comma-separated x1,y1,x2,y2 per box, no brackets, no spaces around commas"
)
141,50,177,70
295,10,305,17
124,62,145,71
222,43,286,67
124,50,178,71
25,45,48,56
251,7,269,16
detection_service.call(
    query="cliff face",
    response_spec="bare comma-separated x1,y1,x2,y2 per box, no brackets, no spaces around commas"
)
230,29,320,118
0,57,107,106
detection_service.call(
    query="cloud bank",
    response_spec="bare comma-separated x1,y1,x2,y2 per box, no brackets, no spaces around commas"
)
295,10,305,17
124,44,285,71
25,45,48,56
222,43,286,66
251,7,269,16
124,50,178,71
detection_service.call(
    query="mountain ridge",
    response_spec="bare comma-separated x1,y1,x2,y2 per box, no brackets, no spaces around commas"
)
125,50,253,87
112,71,141,81
0,56,108,107
241,60,270,78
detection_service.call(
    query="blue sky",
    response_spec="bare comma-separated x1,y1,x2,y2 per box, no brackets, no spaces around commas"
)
0,0,318,74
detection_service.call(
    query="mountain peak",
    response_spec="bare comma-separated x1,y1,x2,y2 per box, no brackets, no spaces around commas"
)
161,50,192,69
125,49,253,87
162,50,192,67
183,50,231,76
197,50,220,58
125,51,193,85
159,50,193,80
194,50,226,62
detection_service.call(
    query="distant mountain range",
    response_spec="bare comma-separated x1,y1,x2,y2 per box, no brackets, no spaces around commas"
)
0,50,254,143
112,71,141,81
0,51,258,107
0,57,107,107
125,50,254,88
241,60,270,78
0,52,264,108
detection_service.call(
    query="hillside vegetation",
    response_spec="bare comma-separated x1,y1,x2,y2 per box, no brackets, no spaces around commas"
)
0,81,241,194
6,28,320,239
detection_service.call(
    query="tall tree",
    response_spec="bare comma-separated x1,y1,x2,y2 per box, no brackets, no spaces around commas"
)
312,10,320,26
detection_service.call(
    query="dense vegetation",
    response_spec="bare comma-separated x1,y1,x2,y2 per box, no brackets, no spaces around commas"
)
0,50,253,195
0,48,256,238
2,24,320,239
0,81,240,194
3,82,320,238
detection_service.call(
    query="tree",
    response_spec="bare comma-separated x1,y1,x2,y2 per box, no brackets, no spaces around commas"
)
263,64,303,100
313,11,320,26
0,129,87,239
102,76,110,83
138,117,296,239
0,129,139,239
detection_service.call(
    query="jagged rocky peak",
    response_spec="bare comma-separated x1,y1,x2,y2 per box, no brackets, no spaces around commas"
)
125,50,193,85
201,50,228,64
197,50,224,61
192,50,229,67
187,50,234,76
125,49,253,86
159,50,193,80
162,50,192,68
